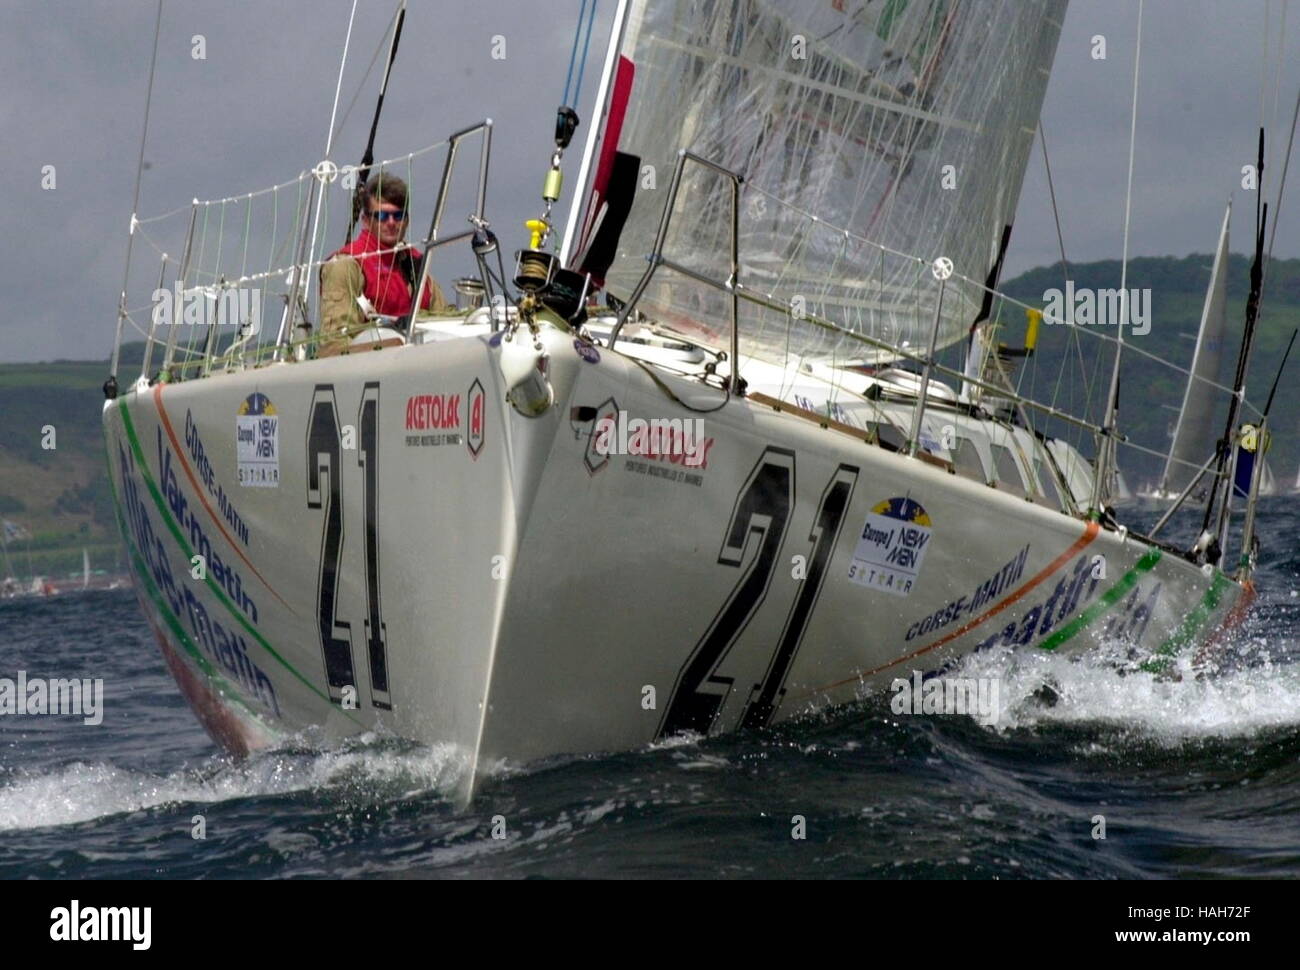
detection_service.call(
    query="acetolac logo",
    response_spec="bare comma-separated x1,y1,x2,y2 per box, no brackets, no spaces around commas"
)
404,390,462,449
404,381,487,456
405,393,460,430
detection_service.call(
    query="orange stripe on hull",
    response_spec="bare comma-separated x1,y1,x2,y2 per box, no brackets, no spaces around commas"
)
797,521,1101,699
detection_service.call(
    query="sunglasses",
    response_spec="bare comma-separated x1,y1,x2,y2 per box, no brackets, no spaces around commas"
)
368,209,407,222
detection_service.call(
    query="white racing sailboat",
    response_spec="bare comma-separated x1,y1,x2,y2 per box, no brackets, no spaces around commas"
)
103,0,1272,800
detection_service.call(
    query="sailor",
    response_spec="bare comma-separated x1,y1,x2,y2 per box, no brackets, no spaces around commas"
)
317,172,448,355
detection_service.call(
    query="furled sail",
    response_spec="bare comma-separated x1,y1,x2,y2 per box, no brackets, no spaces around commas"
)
1157,203,1230,496
595,0,1068,365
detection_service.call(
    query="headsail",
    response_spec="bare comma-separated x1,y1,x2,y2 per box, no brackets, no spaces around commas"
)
595,0,1068,365
1157,203,1230,496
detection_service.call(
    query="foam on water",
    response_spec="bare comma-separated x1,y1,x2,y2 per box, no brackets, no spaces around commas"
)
0,736,469,832
940,641,1300,740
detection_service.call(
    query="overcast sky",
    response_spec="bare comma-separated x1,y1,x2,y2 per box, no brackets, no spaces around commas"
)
4,0,1299,363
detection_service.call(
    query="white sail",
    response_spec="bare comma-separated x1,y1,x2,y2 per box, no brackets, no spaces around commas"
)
82,548,90,590
1157,202,1230,496
598,0,1068,364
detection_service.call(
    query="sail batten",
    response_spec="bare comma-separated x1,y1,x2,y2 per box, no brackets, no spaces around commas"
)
601,0,1068,365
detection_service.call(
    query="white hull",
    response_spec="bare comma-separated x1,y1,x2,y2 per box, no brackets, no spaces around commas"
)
104,328,1248,800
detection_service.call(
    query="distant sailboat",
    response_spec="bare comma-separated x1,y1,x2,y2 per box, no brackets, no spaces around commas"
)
1261,458,1277,496
1152,202,1231,501
82,548,90,590
1112,466,1134,503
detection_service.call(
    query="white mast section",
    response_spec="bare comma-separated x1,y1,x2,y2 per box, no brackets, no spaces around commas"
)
560,0,633,268
1092,0,1144,516
110,0,164,385
1158,201,1230,495
302,0,360,310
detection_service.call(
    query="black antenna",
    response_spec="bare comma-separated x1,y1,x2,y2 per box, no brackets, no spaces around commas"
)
349,1,407,241
1203,129,1268,536
1262,328,1297,418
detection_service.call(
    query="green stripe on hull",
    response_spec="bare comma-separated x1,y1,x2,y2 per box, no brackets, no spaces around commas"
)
114,396,361,725
104,443,272,726
1140,571,1232,674
1037,548,1162,652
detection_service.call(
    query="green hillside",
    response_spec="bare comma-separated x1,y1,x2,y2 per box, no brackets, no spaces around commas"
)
0,345,144,580
998,253,1300,491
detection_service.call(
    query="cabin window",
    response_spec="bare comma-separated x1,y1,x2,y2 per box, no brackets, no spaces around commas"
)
990,443,1027,497
873,423,907,452
952,437,987,482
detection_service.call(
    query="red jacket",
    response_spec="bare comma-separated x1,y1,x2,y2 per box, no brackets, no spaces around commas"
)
331,229,431,318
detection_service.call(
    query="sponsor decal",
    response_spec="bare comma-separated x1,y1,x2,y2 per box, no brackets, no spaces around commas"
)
905,544,1031,641
118,442,280,717
574,339,600,364
848,497,932,597
970,552,1161,652
157,429,258,623
793,394,851,425
236,393,279,487
183,410,249,545
404,391,463,447
581,397,619,475
575,397,715,484
467,378,485,459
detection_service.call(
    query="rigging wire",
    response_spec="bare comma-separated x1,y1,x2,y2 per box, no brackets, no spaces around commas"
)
1038,122,1097,461
324,1,359,160
572,0,599,104
331,2,405,147
294,0,359,338
561,0,590,105
559,0,600,117
1264,86,1300,289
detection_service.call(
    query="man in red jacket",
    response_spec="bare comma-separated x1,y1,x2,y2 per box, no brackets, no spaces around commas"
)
318,172,447,355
